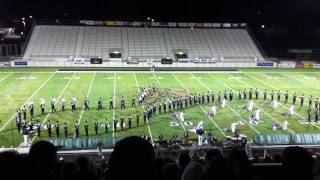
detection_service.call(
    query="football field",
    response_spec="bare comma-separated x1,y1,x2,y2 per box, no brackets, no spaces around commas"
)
0,68,320,148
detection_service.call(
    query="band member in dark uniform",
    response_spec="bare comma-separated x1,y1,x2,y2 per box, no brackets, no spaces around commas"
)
128,114,132,129
229,90,233,101
75,123,80,138
285,91,289,103
136,111,140,126
84,97,89,110
55,120,60,137
64,122,68,138
97,97,103,110
109,98,114,109
120,114,124,130
104,119,109,134
47,121,52,138
120,96,125,109
131,96,136,107
292,93,297,105
249,88,253,100
84,121,89,136
255,88,259,100
300,94,305,106
277,91,281,102
263,89,267,101
94,119,99,135
113,117,117,132
22,106,27,120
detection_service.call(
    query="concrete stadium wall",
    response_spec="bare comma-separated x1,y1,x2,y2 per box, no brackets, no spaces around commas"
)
11,61,276,68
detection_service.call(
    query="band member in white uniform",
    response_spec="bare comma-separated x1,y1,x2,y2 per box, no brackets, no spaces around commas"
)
231,122,236,133
196,121,204,146
255,109,260,121
211,105,217,116
272,100,279,110
221,98,228,108
288,105,294,115
283,120,289,131
179,112,185,122
248,100,255,111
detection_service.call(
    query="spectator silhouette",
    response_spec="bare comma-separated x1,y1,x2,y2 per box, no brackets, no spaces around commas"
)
205,149,222,162
227,149,253,180
161,162,181,180
179,151,191,173
202,155,236,180
75,156,98,180
29,140,58,180
282,146,314,180
0,151,23,179
181,161,203,180
107,136,155,180
59,161,79,180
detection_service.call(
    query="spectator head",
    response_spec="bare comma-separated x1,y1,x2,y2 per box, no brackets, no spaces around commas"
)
205,149,222,161
107,136,154,180
179,151,191,172
161,162,181,180
282,146,313,180
181,161,203,180
227,149,252,180
0,151,22,179
29,141,57,178
203,155,235,180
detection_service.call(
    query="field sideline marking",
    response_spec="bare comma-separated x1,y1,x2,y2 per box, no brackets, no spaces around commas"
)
226,73,296,134
133,72,154,143
31,73,76,142
112,73,116,145
0,72,14,82
0,72,56,132
152,72,186,131
171,73,227,137
76,73,96,128
189,73,260,134
245,73,320,130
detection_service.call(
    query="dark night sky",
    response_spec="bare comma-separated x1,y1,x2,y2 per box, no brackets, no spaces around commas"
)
0,0,319,25
1,0,320,56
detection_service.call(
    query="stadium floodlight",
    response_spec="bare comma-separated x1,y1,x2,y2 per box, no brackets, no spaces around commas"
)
20,32,24,35
21,17,25,21
151,19,155,22
261,24,265,29
147,17,151,20
190,27,194,30
178,52,184,55
29,15,33,19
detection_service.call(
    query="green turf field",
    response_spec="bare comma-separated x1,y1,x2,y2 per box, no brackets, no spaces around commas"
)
0,68,320,148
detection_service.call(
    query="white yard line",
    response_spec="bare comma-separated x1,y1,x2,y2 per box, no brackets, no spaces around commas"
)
245,73,320,130
171,73,227,137
210,73,295,134
31,73,76,142
133,72,154,143
190,73,260,134
0,72,13,82
152,72,186,131
0,72,56,132
112,73,116,145
76,73,96,126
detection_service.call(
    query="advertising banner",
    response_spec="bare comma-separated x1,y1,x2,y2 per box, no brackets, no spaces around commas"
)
278,63,296,68
295,63,304,68
257,62,274,67
73,58,85,64
14,60,28,66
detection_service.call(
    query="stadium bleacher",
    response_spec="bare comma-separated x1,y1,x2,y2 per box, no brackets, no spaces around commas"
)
23,25,264,63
